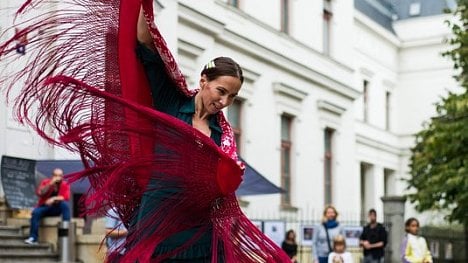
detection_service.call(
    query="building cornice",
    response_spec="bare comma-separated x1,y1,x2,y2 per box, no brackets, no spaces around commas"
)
354,10,401,47
178,2,360,101
177,39,205,59
220,30,360,100
273,82,308,102
400,36,449,48
178,4,225,36
356,134,403,156
394,13,453,25
317,100,346,116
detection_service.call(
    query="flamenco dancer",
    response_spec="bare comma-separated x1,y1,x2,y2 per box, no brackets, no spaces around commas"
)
0,0,291,262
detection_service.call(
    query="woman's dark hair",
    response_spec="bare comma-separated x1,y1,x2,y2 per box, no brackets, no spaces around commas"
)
405,217,419,232
284,229,296,243
200,57,244,84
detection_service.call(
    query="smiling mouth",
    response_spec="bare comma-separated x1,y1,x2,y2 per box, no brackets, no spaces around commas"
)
213,104,222,111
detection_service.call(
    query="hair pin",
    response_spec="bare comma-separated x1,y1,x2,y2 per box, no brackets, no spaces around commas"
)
205,61,216,69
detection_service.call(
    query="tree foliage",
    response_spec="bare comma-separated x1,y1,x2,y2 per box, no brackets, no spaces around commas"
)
407,0,468,226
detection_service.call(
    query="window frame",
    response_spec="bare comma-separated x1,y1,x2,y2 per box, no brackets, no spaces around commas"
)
280,114,293,206
280,0,290,34
228,0,240,8
385,91,391,130
324,127,334,205
363,80,369,123
322,0,333,55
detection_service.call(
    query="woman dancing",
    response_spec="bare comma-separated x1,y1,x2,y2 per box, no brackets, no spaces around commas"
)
0,0,291,262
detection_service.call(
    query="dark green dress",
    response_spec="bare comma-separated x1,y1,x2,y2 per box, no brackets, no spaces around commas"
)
135,43,222,262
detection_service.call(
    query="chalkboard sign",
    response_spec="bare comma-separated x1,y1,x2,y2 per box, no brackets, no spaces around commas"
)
1,156,38,209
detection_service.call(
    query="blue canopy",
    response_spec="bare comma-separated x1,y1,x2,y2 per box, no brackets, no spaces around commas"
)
235,158,284,196
36,158,283,196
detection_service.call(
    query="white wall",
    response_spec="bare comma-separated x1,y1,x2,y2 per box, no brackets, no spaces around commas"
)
394,14,458,136
353,11,457,223
291,1,322,51
240,0,281,31
329,0,355,65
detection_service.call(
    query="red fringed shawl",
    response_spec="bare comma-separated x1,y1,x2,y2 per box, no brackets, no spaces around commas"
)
0,0,291,262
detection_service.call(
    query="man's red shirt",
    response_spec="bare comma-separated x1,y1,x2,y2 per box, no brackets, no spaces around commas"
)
36,178,70,207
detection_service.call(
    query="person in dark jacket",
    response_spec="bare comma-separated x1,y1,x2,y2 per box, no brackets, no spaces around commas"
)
359,209,387,263
282,229,298,263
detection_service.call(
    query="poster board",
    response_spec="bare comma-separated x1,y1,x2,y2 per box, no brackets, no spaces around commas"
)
1,156,37,209
263,220,285,246
301,225,315,246
343,226,363,247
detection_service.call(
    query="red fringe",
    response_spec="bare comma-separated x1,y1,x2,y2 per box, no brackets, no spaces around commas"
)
0,1,291,262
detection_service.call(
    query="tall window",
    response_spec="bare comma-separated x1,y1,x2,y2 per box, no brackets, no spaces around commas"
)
281,115,293,205
360,163,367,222
384,168,395,196
228,0,239,8
360,163,375,222
363,80,369,123
281,0,290,34
228,99,243,152
323,0,333,55
324,127,334,205
385,91,391,130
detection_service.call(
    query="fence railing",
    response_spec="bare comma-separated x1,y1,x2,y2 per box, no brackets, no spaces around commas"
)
246,210,367,263
420,226,466,263
246,211,466,263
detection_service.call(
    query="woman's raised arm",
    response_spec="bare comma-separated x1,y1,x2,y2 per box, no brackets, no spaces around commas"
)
137,6,155,51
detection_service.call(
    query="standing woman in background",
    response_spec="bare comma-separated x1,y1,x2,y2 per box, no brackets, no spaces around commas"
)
312,205,344,263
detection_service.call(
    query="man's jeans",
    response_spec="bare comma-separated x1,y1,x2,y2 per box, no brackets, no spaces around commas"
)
29,202,70,241
363,255,384,263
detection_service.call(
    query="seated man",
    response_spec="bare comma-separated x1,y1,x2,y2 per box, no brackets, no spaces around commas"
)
24,168,71,245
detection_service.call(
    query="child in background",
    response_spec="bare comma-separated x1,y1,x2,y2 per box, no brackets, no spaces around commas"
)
328,235,353,263
401,218,432,263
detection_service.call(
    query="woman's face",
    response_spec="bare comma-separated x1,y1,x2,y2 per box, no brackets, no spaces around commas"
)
407,220,419,235
325,207,337,220
287,231,295,240
199,74,241,114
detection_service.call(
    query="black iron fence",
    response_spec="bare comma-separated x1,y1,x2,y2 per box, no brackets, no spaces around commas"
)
247,211,466,263
247,210,368,263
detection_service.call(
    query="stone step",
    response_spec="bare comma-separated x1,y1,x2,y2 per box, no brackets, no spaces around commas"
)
0,252,59,263
0,225,22,235
0,233,30,245
0,250,56,256
0,243,53,254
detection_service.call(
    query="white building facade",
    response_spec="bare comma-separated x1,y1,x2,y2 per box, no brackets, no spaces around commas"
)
0,0,458,224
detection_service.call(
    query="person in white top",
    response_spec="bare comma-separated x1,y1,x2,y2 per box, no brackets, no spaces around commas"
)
401,217,432,263
105,208,128,261
328,235,353,263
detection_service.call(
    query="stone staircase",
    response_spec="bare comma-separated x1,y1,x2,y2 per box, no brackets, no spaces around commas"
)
0,225,59,263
